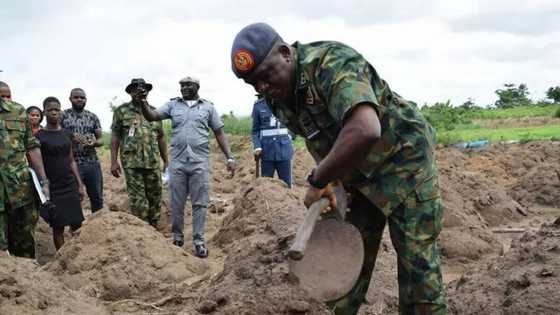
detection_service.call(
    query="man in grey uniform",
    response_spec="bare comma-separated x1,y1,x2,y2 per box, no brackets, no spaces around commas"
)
140,76,235,258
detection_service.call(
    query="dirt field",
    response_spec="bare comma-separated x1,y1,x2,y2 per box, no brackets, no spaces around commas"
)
1,138,559,314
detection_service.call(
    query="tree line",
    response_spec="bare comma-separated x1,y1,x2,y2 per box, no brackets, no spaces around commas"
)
421,83,560,131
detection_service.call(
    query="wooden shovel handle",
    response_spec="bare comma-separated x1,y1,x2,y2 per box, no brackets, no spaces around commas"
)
288,198,330,260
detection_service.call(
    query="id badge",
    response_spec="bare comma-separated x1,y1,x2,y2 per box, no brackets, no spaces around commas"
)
128,125,136,137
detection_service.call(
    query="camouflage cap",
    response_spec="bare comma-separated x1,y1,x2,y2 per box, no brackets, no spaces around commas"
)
125,78,153,93
230,22,281,78
179,76,200,86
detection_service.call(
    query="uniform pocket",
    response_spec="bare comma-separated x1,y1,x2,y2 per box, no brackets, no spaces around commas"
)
415,176,440,202
5,119,26,152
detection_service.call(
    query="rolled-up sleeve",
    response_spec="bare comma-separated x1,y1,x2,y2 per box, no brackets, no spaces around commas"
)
315,46,378,125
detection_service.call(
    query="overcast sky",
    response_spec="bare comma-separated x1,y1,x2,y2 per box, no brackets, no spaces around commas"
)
2,0,559,130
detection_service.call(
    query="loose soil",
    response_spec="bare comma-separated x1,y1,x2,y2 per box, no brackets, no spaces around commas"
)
1,138,558,314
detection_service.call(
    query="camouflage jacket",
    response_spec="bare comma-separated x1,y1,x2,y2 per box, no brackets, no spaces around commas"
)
266,41,439,216
0,99,40,210
111,102,163,169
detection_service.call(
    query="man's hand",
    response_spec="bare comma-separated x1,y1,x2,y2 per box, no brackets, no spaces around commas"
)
304,184,337,212
41,184,50,201
254,148,262,160
227,159,236,178
111,161,122,178
163,160,169,173
78,184,86,200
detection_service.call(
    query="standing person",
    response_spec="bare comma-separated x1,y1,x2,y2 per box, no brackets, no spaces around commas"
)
139,76,235,258
0,81,12,102
0,81,50,258
231,23,446,314
60,88,104,213
251,96,294,187
110,78,168,227
26,106,43,136
37,97,86,250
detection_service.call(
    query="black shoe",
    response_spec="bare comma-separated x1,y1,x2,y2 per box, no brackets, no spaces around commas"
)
194,244,209,258
173,240,184,247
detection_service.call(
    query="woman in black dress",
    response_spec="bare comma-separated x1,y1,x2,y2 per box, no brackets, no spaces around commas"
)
37,97,86,250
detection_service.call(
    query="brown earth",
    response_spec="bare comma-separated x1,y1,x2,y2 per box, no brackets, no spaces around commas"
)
0,138,559,314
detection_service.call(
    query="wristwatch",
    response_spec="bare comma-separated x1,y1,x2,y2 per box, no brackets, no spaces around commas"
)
227,156,235,163
307,168,328,189
39,178,50,187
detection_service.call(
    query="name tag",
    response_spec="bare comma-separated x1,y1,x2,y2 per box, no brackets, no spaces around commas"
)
128,125,135,137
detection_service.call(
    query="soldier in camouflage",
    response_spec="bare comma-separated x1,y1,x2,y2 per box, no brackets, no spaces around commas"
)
231,24,446,314
110,78,169,226
0,81,50,258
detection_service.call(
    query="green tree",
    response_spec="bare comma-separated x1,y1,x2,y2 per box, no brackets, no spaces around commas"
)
458,98,481,111
494,83,532,108
421,100,471,131
546,86,560,103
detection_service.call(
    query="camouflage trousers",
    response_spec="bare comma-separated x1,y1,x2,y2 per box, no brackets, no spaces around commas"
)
0,200,38,258
124,168,162,226
328,188,446,315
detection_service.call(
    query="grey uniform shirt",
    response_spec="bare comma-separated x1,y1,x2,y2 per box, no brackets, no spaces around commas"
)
156,98,224,163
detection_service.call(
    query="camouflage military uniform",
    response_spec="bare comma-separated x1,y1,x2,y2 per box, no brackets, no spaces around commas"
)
111,102,163,225
266,41,446,314
0,98,39,258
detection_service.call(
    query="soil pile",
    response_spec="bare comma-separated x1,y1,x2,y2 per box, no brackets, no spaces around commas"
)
436,141,560,261
0,253,107,315
45,211,209,303
437,149,526,261
510,163,560,208
447,218,560,315
194,178,331,314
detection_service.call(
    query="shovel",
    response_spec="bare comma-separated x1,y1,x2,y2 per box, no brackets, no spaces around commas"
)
288,185,364,302
254,154,261,178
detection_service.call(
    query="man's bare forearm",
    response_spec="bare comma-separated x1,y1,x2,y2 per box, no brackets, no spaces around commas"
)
110,134,121,164
214,128,233,159
158,135,168,165
314,104,381,184
140,101,162,121
27,148,47,181
94,129,103,147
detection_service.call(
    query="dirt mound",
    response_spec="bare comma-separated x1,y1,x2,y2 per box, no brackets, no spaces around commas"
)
447,218,560,315
196,179,331,314
212,177,303,248
0,253,107,315
437,152,527,260
510,163,560,208
45,211,208,302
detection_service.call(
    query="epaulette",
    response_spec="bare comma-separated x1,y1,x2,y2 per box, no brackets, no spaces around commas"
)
200,98,213,105
170,97,182,101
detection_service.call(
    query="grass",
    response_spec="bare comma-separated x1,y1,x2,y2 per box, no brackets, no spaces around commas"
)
437,124,560,146
464,104,558,120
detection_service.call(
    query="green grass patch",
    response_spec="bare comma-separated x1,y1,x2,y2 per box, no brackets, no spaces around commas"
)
464,105,558,120
437,124,560,146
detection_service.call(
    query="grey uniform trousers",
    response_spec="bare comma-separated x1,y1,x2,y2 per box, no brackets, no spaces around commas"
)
170,160,209,245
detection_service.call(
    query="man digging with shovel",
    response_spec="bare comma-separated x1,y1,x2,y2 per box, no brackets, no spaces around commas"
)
231,23,446,314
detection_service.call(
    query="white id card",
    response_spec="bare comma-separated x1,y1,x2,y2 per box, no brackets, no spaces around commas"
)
128,125,136,137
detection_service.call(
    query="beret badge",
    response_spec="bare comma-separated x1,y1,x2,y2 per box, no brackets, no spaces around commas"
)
233,49,255,73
